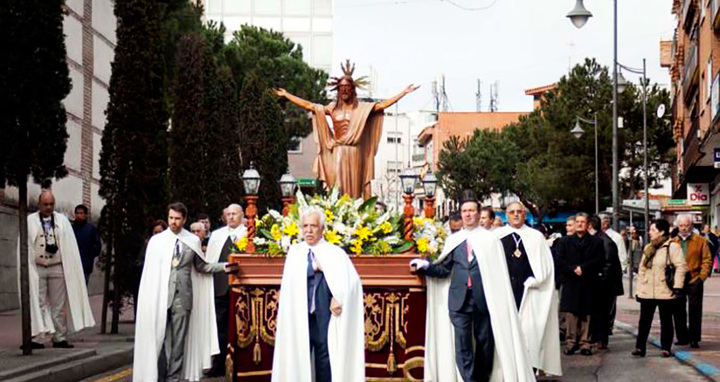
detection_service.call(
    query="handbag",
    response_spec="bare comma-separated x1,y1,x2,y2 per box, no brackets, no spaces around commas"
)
664,245,676,291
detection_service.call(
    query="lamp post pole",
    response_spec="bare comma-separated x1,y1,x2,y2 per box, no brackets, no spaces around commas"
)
571,114,599,214
612,0,619,233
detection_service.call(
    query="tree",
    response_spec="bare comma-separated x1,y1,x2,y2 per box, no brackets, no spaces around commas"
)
237,73,287,211
0,0,71,354
169,27,243,222
225,25,328,139
99,0,169,333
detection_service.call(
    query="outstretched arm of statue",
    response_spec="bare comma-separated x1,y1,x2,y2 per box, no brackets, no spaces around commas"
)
373,84,420,112
273,88,315,112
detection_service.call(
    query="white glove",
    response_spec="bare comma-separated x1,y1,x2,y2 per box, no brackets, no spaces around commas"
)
523,277,539,289
410,259,430,270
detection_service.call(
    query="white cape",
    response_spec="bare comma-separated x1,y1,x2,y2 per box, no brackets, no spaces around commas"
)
133,229,218,382
605,228,628,271
18,211,95,337
272,240,365,382
424,227,535,382
495,225,562,376
205,225,246,262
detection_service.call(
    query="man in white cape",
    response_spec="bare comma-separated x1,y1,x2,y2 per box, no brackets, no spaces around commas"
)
133,202,237,382
411,197,534,382
272,206,365,382
495,202,562,377
203,203,247,376
19,190,95,349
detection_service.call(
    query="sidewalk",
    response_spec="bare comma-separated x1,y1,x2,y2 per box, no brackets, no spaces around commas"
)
0,294,136,382
616,274,720,381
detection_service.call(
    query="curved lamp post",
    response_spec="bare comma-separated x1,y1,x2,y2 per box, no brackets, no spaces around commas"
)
242,163,261,253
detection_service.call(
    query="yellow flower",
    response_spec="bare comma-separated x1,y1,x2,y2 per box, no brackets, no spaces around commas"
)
350,238,363,255
413,217,424,227
416,237,429,253
234,236,248,252
379,221,393,234
324,230,342,245
283,221,299,237
324,209,335,223
354,225,372,241
270,224,282,240
339,194,351,203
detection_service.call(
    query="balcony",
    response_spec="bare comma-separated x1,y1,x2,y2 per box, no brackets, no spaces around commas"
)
683,119,700,175
683,0,697,32
713,0,720,30
683,42,699,102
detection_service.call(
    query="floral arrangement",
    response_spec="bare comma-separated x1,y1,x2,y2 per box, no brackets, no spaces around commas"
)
244,187,446,258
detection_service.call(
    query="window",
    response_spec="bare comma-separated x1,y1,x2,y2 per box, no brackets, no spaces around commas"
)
387,131,402,144
287,136,302,153
386,161,402,175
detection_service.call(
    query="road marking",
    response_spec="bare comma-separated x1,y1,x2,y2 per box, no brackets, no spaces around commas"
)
91,367,132,382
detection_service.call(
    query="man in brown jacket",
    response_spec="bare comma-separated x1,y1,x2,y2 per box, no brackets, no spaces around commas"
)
672,215,712,348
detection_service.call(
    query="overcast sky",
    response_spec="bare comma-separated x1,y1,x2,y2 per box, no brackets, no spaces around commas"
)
332,0,675,113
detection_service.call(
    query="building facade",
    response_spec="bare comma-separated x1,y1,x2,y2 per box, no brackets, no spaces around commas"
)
663,0,720,227
0,0,116,310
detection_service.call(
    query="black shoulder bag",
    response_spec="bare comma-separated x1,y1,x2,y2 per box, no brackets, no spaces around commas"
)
664,245,675,291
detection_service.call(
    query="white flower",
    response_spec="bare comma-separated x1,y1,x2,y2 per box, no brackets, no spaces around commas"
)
281,235,291,252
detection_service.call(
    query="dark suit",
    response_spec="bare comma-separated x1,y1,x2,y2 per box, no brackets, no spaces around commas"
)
210,236,233,374
307,249,332,382
421,240,494,382
499,233,534,309
591,231,624,346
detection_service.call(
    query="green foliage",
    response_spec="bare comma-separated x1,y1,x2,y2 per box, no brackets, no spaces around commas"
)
100,0,169,296
0,0,70,186
437,58,673,223
225,25,328,138
168,28,243,222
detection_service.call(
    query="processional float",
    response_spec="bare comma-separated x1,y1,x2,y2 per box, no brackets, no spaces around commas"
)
227,61,439,381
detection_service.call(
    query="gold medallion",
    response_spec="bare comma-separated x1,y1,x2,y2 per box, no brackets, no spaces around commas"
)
513,249,522,258
172,257,180,267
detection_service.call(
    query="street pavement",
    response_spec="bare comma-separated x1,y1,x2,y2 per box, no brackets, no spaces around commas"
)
1,281,716,381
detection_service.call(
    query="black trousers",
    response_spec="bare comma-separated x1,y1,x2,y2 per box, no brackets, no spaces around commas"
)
636,299,674,351
449,288,494,382
210,292,229,373
673,280,704,343
591,289,616,346
308,274,332,382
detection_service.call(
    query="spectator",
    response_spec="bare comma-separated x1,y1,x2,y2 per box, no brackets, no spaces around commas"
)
479,206,495,230
72,204,102,285
672,215,712,349
190,221,209,253
632,219,687,357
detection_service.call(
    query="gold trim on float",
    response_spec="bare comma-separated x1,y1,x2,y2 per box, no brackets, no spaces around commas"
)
236,370,272,377
405,345,425,354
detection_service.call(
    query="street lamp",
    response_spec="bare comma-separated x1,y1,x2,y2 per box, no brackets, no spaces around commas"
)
570,114,599,214
279,172,297,216
566,0,592,29
567,0,620,235
421,171,438,219
399,168,418,241
242,162,261,252
617,58,648,297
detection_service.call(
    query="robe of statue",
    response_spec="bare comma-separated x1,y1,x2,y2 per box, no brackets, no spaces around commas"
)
311,103,384,199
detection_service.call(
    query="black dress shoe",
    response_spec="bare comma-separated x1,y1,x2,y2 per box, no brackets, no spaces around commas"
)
52,341,74,348
661,350,673,357
690,341,700,349
564,347,577,355
19,341,45,350
580,348,593,356
675,340,689,346
631,349,646,357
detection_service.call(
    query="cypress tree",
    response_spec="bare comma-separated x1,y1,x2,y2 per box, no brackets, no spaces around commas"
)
99,0,168,332
0,0,71,354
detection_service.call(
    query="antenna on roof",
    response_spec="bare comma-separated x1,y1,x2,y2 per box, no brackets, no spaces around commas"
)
489,81,499,112
476,79,482,112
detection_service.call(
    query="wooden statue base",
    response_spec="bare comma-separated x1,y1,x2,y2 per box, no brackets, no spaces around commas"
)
227,254,426,381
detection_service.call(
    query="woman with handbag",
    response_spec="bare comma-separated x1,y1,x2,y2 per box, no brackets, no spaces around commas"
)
632,219,687,357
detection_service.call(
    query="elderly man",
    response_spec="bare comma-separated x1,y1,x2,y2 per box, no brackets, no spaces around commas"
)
204,204,247,377
587,216,623,350
412,194,534,382
189,222,208,253
21,190,95,350
272,206,365,382
495,202,562,376
555,213,604,356
133,202,238,382
672,214,712,349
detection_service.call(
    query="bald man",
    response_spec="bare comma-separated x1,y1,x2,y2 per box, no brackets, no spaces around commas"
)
21,191,95,349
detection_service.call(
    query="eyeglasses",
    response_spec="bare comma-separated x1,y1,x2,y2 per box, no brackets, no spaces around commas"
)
507,210,524,215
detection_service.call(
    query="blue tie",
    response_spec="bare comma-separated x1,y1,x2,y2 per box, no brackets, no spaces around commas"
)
307,249,317,313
